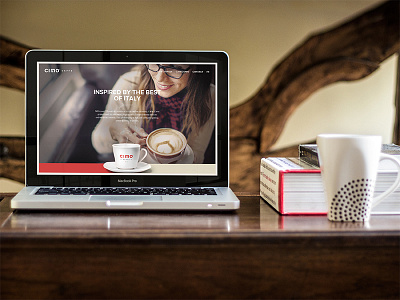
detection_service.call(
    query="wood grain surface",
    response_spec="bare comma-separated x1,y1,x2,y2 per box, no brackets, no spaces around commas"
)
1,194,399,299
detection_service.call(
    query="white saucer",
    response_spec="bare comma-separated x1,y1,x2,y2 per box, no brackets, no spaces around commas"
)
103,162,151,173
143,145,194,164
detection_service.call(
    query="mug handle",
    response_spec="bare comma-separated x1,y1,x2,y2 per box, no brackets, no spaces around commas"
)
139,148,148,163
373,153,400,207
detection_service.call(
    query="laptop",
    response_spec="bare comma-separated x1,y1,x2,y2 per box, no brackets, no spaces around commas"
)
11,50,240,210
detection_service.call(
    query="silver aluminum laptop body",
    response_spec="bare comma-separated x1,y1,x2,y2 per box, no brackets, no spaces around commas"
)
11,50,240,210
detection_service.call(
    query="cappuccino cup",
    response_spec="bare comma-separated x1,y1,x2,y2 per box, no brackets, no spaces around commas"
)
112,143,147,169
146,128,187,164
317,134,400,222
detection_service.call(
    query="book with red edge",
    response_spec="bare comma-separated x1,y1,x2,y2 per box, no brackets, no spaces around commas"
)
260,157,400,215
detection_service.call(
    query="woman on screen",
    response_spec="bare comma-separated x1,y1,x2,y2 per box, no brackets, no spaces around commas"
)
91,64,215,164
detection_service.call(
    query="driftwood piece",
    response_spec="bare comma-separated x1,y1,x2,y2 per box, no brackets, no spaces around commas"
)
0,137,25,184
0,37,29,184
0,36,30,91
230,0,400,192
0,137,25,159
0,158,25,183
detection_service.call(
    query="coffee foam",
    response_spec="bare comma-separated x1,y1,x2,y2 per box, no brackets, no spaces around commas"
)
148,129,185,155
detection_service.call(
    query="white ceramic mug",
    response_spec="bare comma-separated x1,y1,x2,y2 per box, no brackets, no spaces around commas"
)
112,143,147,169
317,134,400,222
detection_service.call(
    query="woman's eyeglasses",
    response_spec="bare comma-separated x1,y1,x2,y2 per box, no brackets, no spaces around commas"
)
146,64,190,79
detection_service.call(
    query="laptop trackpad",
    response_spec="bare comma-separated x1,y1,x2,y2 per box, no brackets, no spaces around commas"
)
89,195,162,202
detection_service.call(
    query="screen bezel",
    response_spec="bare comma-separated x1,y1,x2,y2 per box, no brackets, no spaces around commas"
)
25,50,229,187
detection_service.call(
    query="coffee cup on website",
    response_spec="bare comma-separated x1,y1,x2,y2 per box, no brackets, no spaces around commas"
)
317,134,400,222
146,128,187,164
112,143,147,169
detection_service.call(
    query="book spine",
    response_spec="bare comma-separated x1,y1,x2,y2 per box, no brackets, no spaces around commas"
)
260,158,282,213
299,145,319,167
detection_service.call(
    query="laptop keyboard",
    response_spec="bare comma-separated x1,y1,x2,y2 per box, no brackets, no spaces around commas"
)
35,187,217,196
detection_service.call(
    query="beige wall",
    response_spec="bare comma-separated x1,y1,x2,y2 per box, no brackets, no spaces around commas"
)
0,0,397,191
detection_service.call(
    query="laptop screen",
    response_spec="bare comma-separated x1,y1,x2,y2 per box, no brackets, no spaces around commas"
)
26,51,229,187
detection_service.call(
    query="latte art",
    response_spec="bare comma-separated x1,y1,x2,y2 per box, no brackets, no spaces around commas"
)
147,128,187,156
152,134,183,154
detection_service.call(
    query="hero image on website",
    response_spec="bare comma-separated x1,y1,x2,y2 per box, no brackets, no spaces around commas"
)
37,63,217,175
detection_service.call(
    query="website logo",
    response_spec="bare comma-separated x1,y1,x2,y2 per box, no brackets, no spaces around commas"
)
43,68,73,73
44,68,60,73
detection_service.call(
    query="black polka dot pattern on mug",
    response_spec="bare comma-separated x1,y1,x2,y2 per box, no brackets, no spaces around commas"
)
328,178,375,222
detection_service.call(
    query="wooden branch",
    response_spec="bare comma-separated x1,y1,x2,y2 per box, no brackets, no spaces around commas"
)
0,64,25,91
0,137,25,183
0,37,29,183
0,36,31,91
230,0,400,153
230,0,400,192
0,159,25,183
0,137,25,159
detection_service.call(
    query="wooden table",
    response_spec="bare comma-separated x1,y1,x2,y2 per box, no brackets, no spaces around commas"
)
1,193,399,299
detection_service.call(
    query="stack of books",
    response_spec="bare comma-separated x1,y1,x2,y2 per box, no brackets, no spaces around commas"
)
260,144,400,215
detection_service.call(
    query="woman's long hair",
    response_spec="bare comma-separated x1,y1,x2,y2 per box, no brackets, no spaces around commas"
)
136,64,213,136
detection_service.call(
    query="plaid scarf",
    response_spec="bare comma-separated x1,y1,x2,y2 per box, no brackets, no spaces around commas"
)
146,89,187,135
